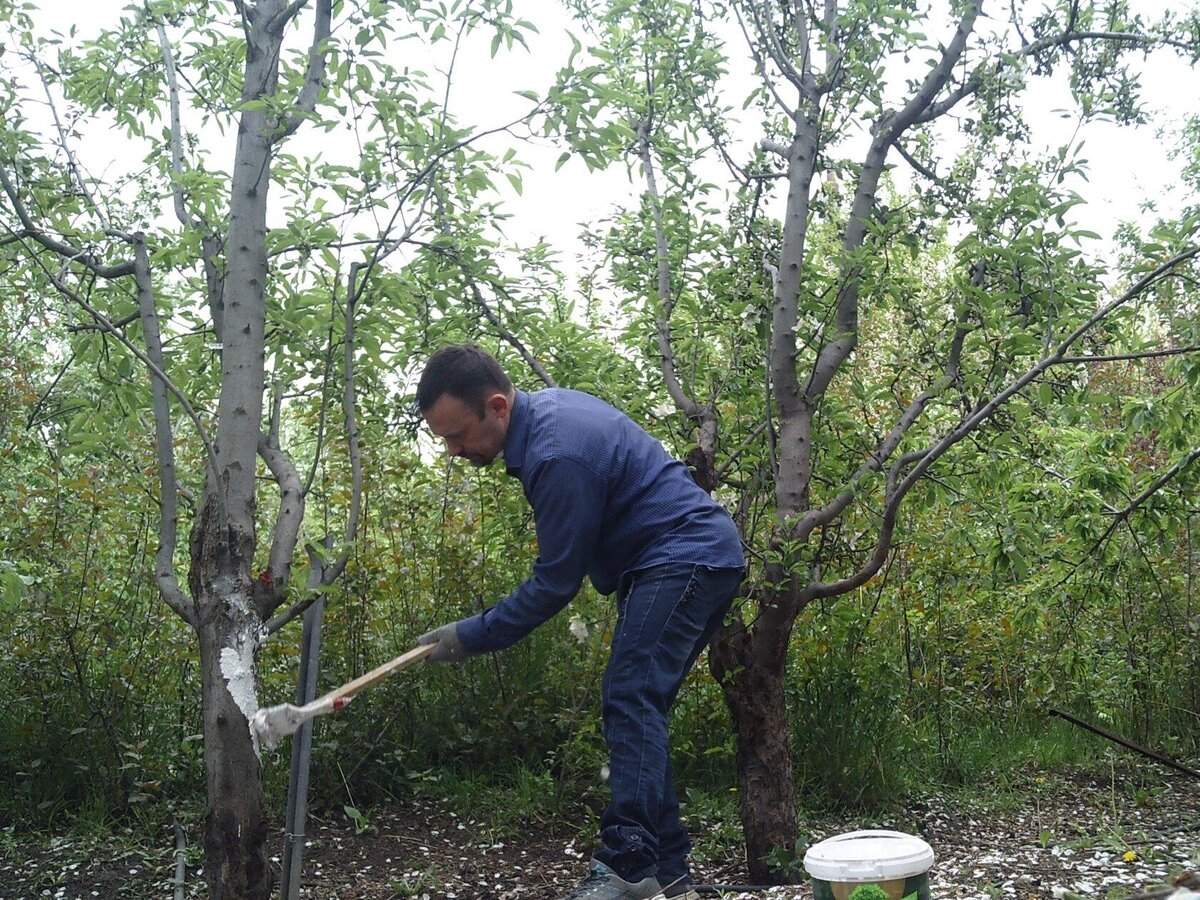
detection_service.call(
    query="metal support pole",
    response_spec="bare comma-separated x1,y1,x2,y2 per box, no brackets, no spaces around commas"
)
280,595,325,900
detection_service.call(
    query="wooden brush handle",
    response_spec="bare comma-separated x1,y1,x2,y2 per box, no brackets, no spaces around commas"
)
316,643,436,706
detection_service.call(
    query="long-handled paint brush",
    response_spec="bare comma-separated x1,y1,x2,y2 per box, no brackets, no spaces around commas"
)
252,643,436,751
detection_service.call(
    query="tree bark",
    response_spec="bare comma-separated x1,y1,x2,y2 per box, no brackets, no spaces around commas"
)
710,599,798,883
190,2,292,894
188,486,269,899
199,617,271,900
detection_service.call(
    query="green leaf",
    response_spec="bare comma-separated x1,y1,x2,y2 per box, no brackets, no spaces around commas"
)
0,571,25,610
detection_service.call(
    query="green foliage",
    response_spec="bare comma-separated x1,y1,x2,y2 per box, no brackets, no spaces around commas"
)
789,592,917,807
1,0,1198,865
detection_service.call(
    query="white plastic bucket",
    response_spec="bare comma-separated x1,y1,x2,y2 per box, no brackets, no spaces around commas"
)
803,830,934,900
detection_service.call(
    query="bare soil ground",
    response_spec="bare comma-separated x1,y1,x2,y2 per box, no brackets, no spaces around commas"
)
1,766,1197,899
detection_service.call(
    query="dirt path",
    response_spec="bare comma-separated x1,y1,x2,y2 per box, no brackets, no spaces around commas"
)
1,767,1197,898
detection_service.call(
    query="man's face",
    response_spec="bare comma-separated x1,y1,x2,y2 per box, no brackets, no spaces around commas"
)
424,392,511,467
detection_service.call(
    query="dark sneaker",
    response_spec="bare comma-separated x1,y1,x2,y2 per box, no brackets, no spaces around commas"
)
562,859,662,900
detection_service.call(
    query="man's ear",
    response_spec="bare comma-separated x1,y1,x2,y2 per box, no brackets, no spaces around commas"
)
485,391,510,417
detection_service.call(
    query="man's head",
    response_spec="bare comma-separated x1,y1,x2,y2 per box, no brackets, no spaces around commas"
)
417,344,514,467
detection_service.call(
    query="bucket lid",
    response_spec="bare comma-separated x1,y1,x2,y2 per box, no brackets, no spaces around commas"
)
803,830,934,882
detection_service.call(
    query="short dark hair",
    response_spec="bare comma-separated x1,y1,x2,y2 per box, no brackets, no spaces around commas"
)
416,343,513,416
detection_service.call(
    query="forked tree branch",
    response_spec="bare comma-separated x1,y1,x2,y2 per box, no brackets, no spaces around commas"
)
741,0,812,99
802,2,980,408
794,307,973,542
807,247,1199,599
914,26,1187,127
732,3,798,118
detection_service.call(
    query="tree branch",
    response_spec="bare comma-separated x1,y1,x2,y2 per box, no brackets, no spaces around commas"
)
794,1,982,405
303,321,337,496
1056,345,1200,364
33,244,225,528
275,0,332,141
264,262,366,631
636,119,707,421
268,0,309,33
1025,457,1120,514
716,420,770,482
0,166,134,278
816,3,1151,414
66,310,139,332
914,26,1183,127
795,307,971,541
330,262,365,587
895,141,943,184
31,55,111,228
808,247,1199,598
882,0,981,143
1092,447,1200,548
133,234,197,629
24,348,76,431
257,416,305,610
760,138,790,158
732,3,798,118
741,0,813,99
154,20,201,231
151,15,226,337
465,272,557,388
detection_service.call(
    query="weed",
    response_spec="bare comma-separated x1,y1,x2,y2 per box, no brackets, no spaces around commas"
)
680,788,743,862
387,866,443,897
343,804,377,835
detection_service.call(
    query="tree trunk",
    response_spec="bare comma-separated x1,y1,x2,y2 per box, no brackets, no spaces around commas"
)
199,617,271,899
190,3,279,893
191,489,270,899
710,613,799,883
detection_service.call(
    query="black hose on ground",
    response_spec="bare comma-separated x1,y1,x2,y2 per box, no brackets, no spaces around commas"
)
695,885,780,895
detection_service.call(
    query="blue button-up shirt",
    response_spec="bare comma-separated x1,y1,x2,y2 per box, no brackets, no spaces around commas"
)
456,388,745,653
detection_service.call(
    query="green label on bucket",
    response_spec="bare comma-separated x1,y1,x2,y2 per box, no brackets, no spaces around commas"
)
811,873,931,900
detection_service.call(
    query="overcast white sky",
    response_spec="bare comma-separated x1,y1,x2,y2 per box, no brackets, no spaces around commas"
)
14,1,1200,275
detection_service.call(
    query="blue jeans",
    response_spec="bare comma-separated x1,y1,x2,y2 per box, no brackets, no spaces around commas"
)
593,562,744,884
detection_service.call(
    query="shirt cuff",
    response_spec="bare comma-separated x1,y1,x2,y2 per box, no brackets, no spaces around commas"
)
455,612,490,654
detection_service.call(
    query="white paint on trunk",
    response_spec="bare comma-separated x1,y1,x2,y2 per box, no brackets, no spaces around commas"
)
220,627,262,758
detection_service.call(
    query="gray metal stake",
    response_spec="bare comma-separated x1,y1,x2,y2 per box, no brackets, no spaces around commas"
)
280,595,325,900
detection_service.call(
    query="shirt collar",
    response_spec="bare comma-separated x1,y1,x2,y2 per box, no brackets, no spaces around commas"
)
503,389,530,475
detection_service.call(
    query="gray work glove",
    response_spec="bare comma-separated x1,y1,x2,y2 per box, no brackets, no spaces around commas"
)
417,619,474,663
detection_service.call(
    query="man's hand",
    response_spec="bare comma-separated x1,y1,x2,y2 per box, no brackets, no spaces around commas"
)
417,620,473,663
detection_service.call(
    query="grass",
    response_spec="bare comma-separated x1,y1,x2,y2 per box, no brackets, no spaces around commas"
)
402,762,572,842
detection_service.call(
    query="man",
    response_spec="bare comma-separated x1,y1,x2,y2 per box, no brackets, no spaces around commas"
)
416,344,744,900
